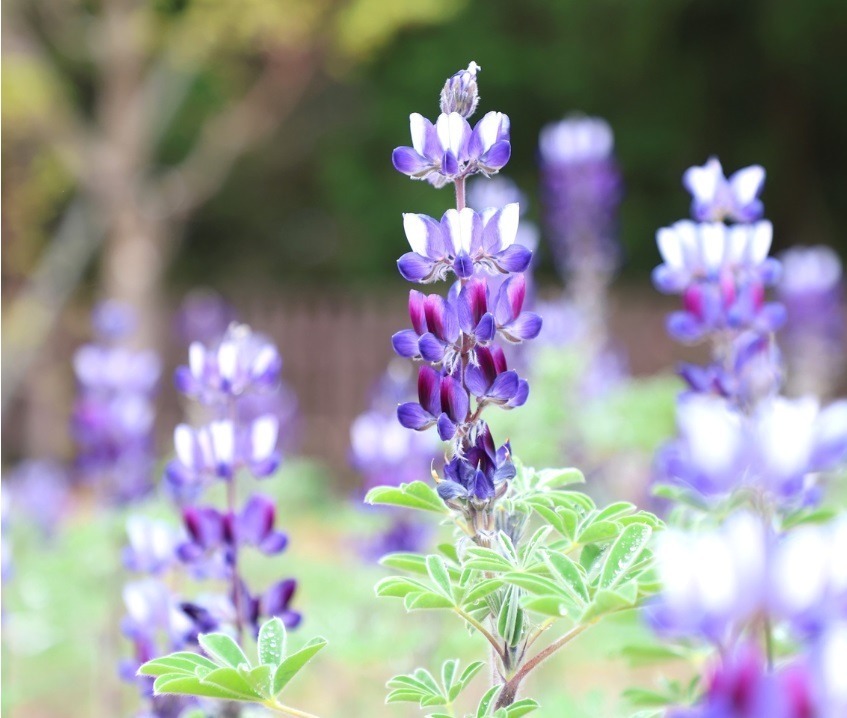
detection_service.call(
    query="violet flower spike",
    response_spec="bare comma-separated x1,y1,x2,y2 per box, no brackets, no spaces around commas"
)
683,156,766,224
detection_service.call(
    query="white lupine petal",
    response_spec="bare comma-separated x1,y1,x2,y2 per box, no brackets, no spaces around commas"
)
436,112,466,155
780,246,842,292
747,221,773,264
774,526,830,613
402,214,429,255
695,536,737,613
679,396,742,478
251,416,279,460
657,228,684,269
441,209,462,254
757,397,818,477
174,424,195,465
409,113,428,155
730,165,765,204
189,342,205,379
829,520,847,591
217,342,238,382
699,223,727,270
725,225,748,264
457,207,476,253
684,158,723,202
497,203,520,250
821,623,847,701
210,421,235,464
477,111,502,150
674,221,700,267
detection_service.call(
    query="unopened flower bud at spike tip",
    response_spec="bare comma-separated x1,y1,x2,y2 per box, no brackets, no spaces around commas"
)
440,61,481,118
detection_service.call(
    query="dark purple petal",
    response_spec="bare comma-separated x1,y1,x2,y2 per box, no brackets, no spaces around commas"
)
409,290,427,334
398,253,435,282
258,531,289,555
472,469,495,500
436,413,457,441
392,147,431,176
474,313,496,342
173,367,198,395
238,494,275,544
437,481,469,500
392,329,421,358
277,610,302,629
424,295,458,341
464,364,490,397
417,365,441,415
397,403,436,431
488,370,519,402
494,245,532,273
507,380,529,408
475,347,498,385
478,141,511,172
442,151,459,176
250,451,280,479
263,578,297,615
493,461,516,484
440,375,469,423
419,333,446,363
453,252,474,279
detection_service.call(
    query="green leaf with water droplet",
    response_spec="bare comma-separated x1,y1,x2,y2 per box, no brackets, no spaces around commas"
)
600,524,652,590
258,617,286,667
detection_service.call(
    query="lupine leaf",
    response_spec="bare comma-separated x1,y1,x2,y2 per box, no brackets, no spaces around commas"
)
387,690,428,704
477,685,502,718
621,643,692,665
240,664,273,697
202,667,261,698
387,675,433,693
464,547,515,573
441,659,459,693
438,542,460,563
652,484,710,511
462,578,504,605
520,595,568,617
544,552,589,604
450,660,485,701
198,633,250,669
497,585,523,647
375,576,429,598
426,555,453,598
520,526,552,564
536,468,584,487
623,687,677,707
272,637,328,695
595,502,637,522
153,674,249,700
404,591,455,610
258,617,286,666
138,653,217,677
600,524,652,590
577,520,620,544
365,481,448,514
579,586,637,623
503,572,565,597
549,491,595,512
504,699,540,717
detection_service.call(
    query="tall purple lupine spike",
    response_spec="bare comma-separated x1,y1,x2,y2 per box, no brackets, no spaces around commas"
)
388,62,541,544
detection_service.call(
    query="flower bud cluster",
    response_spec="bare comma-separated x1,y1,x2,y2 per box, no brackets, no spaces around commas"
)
391,63,542,540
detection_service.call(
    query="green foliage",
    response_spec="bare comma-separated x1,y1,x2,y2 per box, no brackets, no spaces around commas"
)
365,481,450,515
385,658,484,708
138,618,326,713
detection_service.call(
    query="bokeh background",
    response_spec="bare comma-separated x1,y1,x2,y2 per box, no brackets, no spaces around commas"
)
3,0,847,716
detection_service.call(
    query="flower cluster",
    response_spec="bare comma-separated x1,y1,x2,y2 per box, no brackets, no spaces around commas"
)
71,301,161,502
653,159,847,508
121,321,300,715
539,115,623,281
390,62,541,540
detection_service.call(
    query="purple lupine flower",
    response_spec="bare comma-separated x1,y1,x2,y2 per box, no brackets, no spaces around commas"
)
656,394,847,501
465,346,529,409
397,365,470,441
491,275,543,343
670,643,816,718
123,517,181,575
539,115,622,280
440,61,481,118
233,577,301,636
649,513,768,643
652,220,784,343
174,323,282,402
683,157,766,224
392,109,511,188
392,290,464,368
397,205,531,283
436,427,514,503
72,302,160,502
166,415,280,496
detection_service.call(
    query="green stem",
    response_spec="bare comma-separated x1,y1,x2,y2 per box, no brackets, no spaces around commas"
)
453,607,506,664
264,699,323,718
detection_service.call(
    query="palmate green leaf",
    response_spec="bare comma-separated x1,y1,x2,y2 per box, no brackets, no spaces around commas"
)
652,483,710,512
375,575,429,598
497,584,524,647
577,519,620,544
365,481,448,514
203,667,262,698
138,652,218,677
544,551,589,604
579,583,639,623
462,578,504,606
448,660,485,701
520,594,569,617
477,685,502,718
273,637,328,695
503,698,540,717
621,643,693,665
502,571,565,597
463,546,516,573
239,664,273,697
600,524,652,590
530,503,578,541
198,633,250,669
381,552,463,580
595,501,637,522
258,617,286,666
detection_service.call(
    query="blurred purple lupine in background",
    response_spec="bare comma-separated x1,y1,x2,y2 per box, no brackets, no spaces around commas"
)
778,246,846,398
71,300,161,503
4,459,70,537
